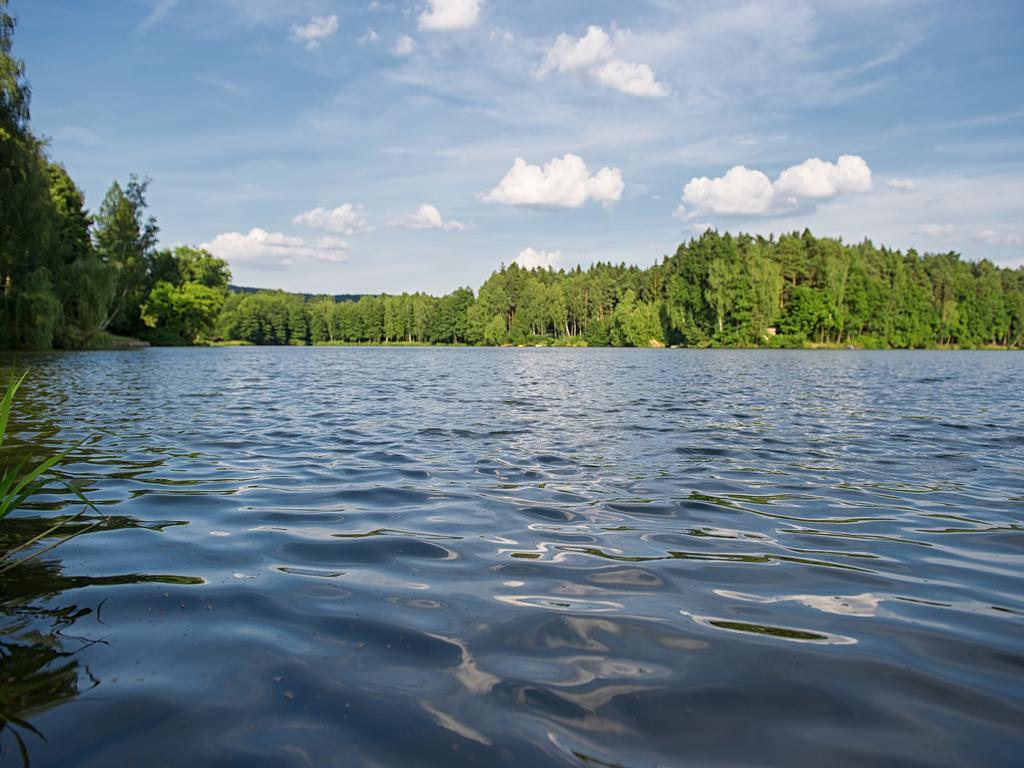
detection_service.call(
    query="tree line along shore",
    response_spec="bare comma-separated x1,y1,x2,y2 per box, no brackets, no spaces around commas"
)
3,3,1022,352
210,235,1023,349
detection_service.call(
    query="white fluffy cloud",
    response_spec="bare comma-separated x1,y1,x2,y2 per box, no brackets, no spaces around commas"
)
203,228,347,269
484,154,624,208
774,155,872,198
537,25,613,75
591,59,668,98
536,25,668,98
682,166,776,215
292,204,371,235
887,177,915,191
393,203,465,231
290,15,338,50
680,155,872,217
418,0,481,31
515,247,561,270
392,34,417,56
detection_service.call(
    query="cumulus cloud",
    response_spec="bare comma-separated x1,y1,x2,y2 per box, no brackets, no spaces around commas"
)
887,177,915,191
292,204,371,235
537,25,613,75
418,0,481,31
974,228,1023,246
591,59,668,98
683,166,776,215
536,25,668,98
202,228,347,269
774,155,872,198
290,15,338,50
392,34,417,56
515,247,561,270
484,154,624,208
392,203,465,231
679,154,872,217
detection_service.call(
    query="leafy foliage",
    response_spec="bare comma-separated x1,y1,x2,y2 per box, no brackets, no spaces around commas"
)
141,246,231,345
0,6,113,350
93,177,160,335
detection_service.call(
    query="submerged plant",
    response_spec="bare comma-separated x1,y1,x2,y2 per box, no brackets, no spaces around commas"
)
0,370,100,575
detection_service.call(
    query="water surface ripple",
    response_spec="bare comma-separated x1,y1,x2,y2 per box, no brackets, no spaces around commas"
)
3,348,1023,766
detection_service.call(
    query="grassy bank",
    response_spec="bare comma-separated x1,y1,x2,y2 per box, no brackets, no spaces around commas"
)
78,332,149,351
0,333,148,353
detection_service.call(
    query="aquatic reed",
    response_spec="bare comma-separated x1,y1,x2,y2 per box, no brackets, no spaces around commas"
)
0,370,99,574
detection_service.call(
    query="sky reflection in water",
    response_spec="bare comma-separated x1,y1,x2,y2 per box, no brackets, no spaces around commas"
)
1,347,1023,767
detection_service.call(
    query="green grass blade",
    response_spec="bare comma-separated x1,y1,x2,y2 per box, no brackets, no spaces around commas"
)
0,512,102,575
3,480,46,519
0,505,87,564
0,366,105,574
4,446,76,512
0,369,29,451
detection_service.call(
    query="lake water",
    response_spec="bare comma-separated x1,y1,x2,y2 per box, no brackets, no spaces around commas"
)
2,348,1023,766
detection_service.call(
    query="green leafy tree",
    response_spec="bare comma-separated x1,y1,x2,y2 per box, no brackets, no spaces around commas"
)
93,177,159,334
747,254,783,344
140,247,230,344
0,6,65,349
482,314,507,345
47,163,114,346
706,257,739,340
142,281,227,345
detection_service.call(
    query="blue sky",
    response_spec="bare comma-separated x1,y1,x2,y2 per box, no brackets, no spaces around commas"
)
14,0,1024,293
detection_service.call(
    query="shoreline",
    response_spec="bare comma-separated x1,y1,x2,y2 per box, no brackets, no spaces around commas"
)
6,337,1018,353
24,342,1015,352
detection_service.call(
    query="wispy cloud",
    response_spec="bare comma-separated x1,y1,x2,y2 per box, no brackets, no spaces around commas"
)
886,177,915,191
974,227,1023,246
392,35,417,57
916,223,953,238
138,0,180,33
194,75,250,97
358,28,381,45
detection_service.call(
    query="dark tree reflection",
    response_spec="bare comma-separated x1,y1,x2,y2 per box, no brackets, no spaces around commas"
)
0,515,200,765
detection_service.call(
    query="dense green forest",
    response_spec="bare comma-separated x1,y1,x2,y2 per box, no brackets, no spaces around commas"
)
216,233,1024,349
2,1,1022,351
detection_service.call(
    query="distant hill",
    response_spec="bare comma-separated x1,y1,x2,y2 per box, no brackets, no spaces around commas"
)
229,285,364,303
